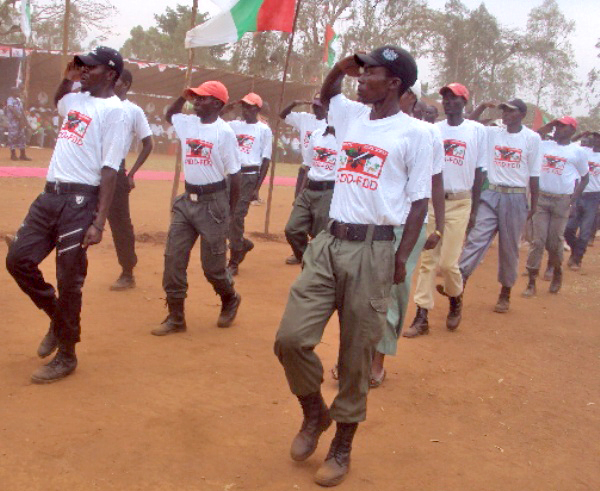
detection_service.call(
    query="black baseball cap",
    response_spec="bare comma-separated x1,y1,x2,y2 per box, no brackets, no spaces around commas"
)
354,45,418,89
75,46,124,76
498,98,527,115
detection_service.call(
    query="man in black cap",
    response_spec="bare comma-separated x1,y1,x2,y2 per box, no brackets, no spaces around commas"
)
459,98,542,313
6,46,126,383
274,45,432,486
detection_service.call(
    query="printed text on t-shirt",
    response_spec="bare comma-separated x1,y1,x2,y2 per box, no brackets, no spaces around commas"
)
236,134,255,154
494,146,522,169
185,138,213,166
542,154,566,175
57,110,92,146
337,142,388,191
444,139,466,166
313,147,337,171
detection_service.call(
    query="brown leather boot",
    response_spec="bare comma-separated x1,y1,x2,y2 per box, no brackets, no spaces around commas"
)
31,342,77,384
290,391,332,462
521,269,538,298
403,306,429,338
151,298,186,335
549,266,562,294
446,294,462,331
314,422,358,487
493,286,511,313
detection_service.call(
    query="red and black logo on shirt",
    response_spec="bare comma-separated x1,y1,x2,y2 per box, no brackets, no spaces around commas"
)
444,139,466,166
542,154,566,175
236,134,255,154
185,138,213,166
57,110,92,146
337,142,388,191
312,147,337,170
493,146,522,169
588,161,600,176
303,131,313,148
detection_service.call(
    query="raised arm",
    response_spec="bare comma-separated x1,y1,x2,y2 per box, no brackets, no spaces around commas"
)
54,61,80,108
279,100,311,120
467,102,496,122
165,96,186,125
320,55,360,106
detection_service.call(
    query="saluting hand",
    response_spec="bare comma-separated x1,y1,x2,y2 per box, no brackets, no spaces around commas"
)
337,55,362,77
64,61,82,82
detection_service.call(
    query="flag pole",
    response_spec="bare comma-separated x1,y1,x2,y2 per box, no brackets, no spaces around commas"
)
170,0,199,209
61,0,71,70
263,0,303,234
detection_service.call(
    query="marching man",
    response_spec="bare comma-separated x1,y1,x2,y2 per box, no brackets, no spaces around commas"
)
152,81,242,336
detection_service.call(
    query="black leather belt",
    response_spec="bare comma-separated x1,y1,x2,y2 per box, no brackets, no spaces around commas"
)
330,220,394,241
307,180,335,191
185,179,227,196
241,166,260,174
45,181,99,195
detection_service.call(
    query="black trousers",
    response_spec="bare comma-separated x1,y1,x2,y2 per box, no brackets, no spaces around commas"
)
107,163,137,273
6,189,98,344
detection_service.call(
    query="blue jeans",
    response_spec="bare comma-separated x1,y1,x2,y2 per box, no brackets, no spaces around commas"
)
564,192,600,261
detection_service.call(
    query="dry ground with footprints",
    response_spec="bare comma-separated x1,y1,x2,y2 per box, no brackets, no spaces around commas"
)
0,149,598,490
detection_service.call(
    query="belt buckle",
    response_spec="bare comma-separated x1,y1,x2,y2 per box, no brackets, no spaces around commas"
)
54,181,60,194
336,222,348,239
190,193,198,202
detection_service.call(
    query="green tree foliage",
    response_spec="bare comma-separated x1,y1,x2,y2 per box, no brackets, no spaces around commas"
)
120,5,226,66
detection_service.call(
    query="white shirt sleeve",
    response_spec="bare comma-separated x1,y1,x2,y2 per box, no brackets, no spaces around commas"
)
328,94,369,144
405,127,434,202
101,107,126,171
527,131,542,178
261,125,273,160
56,92,77,118
134,106,153,141
220,126,241,175
574,147,590,177
171,113,192,141
284,112,304,131
475,124,488,169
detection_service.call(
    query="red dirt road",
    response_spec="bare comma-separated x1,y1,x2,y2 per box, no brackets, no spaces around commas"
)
0,164,598,490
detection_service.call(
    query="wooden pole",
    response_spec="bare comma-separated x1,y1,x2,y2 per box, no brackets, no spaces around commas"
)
264,0,303,234
170,0,199,208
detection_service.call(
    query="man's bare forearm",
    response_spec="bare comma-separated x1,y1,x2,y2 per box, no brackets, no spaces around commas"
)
94,167,118,228
320,64,345,105
229,172,241,211
572,174,589,203
128,136,154,177
396,198,428,264
166,97,186,125
256,158,270,191
471,168,485,217
431,172,445,233
54,79,74,107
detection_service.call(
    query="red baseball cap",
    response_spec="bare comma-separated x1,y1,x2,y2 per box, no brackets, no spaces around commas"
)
439,83,469,101
184,81,229,104
241,92,263,108
555,116,578,129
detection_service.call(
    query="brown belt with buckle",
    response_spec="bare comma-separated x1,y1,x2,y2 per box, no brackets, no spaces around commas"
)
488,184,526,194
329,220,394,241
307,180,335,191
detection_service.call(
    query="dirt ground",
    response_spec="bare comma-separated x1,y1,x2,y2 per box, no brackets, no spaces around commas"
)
0,150,598,491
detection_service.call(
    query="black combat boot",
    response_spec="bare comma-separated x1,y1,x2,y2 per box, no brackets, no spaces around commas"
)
314,422,359,487
151,298,187,335
403,306,429,338
446,294,463,331
521,269,538,298
19,149,32,161
217,292,241,328
10,149,18,161
37,302,58,358
549,266,562,294
31,342,77,384
493,286,511,313
290,391,332,462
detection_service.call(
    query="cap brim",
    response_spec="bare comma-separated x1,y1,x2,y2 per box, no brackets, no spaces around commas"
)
240,97,260,107
498,103,518,111
354,53,379,67
74,54,102,67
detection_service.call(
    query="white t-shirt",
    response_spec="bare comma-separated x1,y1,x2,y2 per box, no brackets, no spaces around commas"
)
486,126,542,187
436,119,487,192
327,95,432,226
306,127,338,182
228,120,273,170
584,150,600,193
284,111,327,165
121,99,152,161
539,140,589,195
48,92,125,186
171,114,241,186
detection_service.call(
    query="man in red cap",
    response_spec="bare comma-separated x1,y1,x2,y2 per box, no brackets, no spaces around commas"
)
152,81,242,336
459,98,542,313
565,131,600,270
6,47,126,383
222,92,272,275
405,82,487,337
274,45,432,486
522,117,589,296
280,96,328,264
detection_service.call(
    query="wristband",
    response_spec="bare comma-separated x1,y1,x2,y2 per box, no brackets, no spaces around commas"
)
434,230,443,238
91,222,104,232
